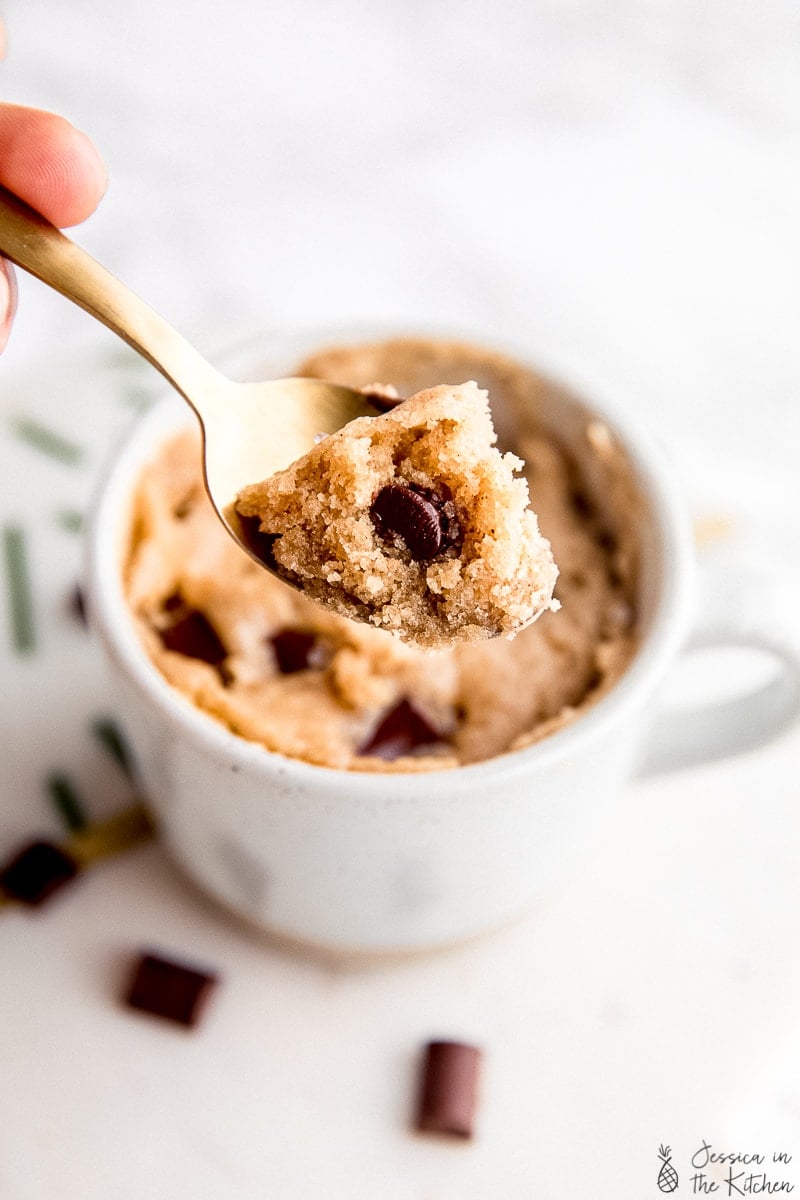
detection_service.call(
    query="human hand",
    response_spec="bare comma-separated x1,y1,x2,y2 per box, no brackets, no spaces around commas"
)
0,20,106,352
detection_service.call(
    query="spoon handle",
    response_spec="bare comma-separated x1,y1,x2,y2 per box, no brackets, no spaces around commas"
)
0,186,222,411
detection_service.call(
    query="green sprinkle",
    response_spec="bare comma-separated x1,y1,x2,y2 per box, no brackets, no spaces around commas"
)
47,773,88,833
10,417,83,465
92,717,134,779
3,525,35,653
55,508,84,534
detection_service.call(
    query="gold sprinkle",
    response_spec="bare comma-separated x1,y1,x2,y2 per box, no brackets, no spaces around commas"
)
66,802,155,868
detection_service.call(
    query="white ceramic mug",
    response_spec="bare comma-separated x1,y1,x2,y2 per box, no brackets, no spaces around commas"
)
86,329,800,954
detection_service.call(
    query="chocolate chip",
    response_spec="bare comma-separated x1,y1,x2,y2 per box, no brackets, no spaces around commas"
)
123,951,218,1028
236,515,278,568
584,668,604,693
270,630,318,674
0,840,80,906
370,483,461,561
569,489,595,519
595,527,618,554
415,1040,483,1139
363,389,404,413
359,699,442,760
159,602,227,666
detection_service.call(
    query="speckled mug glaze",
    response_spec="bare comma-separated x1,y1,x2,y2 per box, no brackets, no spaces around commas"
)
86,328,800,953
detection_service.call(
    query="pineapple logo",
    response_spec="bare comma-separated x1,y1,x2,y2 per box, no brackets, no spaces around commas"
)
657,1144,679,1193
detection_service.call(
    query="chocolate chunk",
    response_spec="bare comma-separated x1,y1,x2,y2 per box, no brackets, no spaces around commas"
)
370,483,461,561
236,514,278,568
124,951,218,1028
359,699,442,760
270,629,318,674
0,840,79,905
415,1040,483,1139
159,603,227,666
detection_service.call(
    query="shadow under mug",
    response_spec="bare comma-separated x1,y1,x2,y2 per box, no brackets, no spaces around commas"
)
86,328,800,954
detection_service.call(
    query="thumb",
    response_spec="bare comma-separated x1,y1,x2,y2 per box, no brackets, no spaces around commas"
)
0,257,19,353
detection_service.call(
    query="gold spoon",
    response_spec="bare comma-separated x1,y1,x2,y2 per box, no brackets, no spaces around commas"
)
0,185,376,564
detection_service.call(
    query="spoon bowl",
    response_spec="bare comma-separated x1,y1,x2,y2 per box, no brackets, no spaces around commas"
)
0,185,376,567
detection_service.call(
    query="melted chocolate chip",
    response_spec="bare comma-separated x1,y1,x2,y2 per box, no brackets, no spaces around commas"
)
359,699,442,760
370,483,462,561
160,602,227,666
270,630,318,674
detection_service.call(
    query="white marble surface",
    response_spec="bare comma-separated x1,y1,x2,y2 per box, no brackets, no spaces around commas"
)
1,2,800,1197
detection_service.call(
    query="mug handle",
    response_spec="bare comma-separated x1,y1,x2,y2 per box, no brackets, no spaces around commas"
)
638,565,800,776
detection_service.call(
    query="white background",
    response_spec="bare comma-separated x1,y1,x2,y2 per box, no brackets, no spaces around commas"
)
1,2,799,1196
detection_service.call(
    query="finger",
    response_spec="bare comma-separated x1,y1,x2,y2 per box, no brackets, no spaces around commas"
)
0,257,19,353
0,104,106,227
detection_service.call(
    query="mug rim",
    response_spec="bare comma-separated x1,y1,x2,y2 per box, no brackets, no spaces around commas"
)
86,324,696,791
